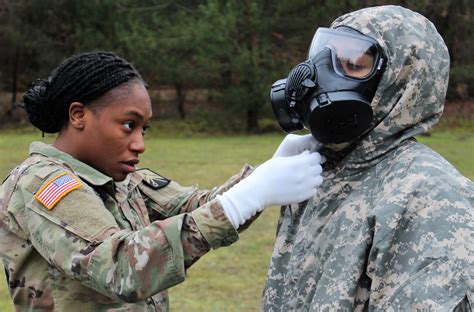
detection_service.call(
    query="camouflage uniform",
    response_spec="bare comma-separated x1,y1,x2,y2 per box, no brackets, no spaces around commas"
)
0,141,252,311
263,6,473,311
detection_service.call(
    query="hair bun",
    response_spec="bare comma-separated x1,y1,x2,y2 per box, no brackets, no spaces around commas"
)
21,78,62,133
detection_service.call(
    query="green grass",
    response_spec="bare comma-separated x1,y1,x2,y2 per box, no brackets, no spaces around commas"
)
0,125,472,311
416,128,474,178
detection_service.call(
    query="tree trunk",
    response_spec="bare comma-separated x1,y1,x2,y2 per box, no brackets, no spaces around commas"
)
175,82,186,119
442,0,463,65
246,106,259,133
246,91,259,133
10,46,19,106
246,31,261,133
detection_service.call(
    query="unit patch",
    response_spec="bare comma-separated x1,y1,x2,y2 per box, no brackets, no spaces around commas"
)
35,172,82,209
136,168,171,189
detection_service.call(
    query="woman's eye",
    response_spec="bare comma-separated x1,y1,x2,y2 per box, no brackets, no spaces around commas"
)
142,124,150,135
339,57,372,78
123,121,150,135
123,122,134,131
346,61,364,71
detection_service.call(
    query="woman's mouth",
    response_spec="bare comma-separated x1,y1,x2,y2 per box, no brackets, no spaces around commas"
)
121,159,139,172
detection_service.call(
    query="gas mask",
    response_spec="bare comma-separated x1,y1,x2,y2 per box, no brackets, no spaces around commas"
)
271,27,385,144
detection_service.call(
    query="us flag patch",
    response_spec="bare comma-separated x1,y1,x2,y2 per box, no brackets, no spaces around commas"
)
35,172,81,209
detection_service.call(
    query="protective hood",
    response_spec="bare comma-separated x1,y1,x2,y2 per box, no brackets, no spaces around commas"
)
322,5,450,174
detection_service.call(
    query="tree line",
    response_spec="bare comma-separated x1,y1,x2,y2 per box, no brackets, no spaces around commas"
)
0,0,472,132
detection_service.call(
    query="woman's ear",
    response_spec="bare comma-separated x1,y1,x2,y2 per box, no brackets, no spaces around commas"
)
69,102,86,130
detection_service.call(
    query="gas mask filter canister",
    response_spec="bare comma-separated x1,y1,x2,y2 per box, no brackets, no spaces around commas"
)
271,27,386,144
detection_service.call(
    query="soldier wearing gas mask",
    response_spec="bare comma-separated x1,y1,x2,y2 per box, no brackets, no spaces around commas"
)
264,5,473,311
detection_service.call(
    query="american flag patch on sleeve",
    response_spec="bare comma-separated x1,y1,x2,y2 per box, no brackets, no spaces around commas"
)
35,172,82,210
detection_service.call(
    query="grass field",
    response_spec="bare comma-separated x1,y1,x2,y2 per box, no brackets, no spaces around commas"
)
0,124,472,311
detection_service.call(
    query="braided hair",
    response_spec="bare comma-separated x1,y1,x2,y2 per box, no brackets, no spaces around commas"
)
21,51,144,133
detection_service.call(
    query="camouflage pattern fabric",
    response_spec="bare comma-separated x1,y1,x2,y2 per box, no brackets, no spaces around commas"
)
263,6,473,311
0,141,252,311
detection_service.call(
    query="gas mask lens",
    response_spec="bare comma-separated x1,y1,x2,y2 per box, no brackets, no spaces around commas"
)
308,27,382,80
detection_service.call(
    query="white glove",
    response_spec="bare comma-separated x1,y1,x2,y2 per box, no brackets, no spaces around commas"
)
217,150,323,229
273,134,320,158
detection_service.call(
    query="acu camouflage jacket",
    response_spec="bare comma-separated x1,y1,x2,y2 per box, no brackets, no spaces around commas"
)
0,141,251,311
263,6,473,311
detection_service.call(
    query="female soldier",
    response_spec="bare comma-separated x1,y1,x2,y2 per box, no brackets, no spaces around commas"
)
264,5,472,311
0,51,324,311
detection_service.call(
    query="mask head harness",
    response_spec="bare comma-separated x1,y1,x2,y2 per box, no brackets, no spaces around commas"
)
271,27,386,144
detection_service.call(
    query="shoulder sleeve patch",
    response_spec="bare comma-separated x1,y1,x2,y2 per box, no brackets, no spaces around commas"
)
136,168,171,190
34,172,82,210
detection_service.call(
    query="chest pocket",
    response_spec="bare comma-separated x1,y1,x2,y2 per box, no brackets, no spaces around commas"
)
118,188,151,230
140,182,198,219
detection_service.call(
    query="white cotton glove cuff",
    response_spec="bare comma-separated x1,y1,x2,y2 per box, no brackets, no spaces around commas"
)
217,151,324,229
217,191,259,229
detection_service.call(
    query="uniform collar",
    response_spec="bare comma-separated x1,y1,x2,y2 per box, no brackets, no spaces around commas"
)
29,141,113,187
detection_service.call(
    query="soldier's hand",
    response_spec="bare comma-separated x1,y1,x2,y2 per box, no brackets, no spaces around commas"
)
217,150,323,229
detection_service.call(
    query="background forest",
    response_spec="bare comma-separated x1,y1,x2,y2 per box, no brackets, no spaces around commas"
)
0,0,472,133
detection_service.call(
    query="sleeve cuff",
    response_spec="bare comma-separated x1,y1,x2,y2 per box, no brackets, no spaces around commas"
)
190,199,239,249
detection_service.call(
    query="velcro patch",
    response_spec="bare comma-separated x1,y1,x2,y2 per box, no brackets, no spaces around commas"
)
35,172,82,209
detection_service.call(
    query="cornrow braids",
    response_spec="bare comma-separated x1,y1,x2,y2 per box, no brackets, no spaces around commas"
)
20,51,144,133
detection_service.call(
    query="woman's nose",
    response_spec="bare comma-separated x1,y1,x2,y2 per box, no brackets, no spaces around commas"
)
130,132,146,154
